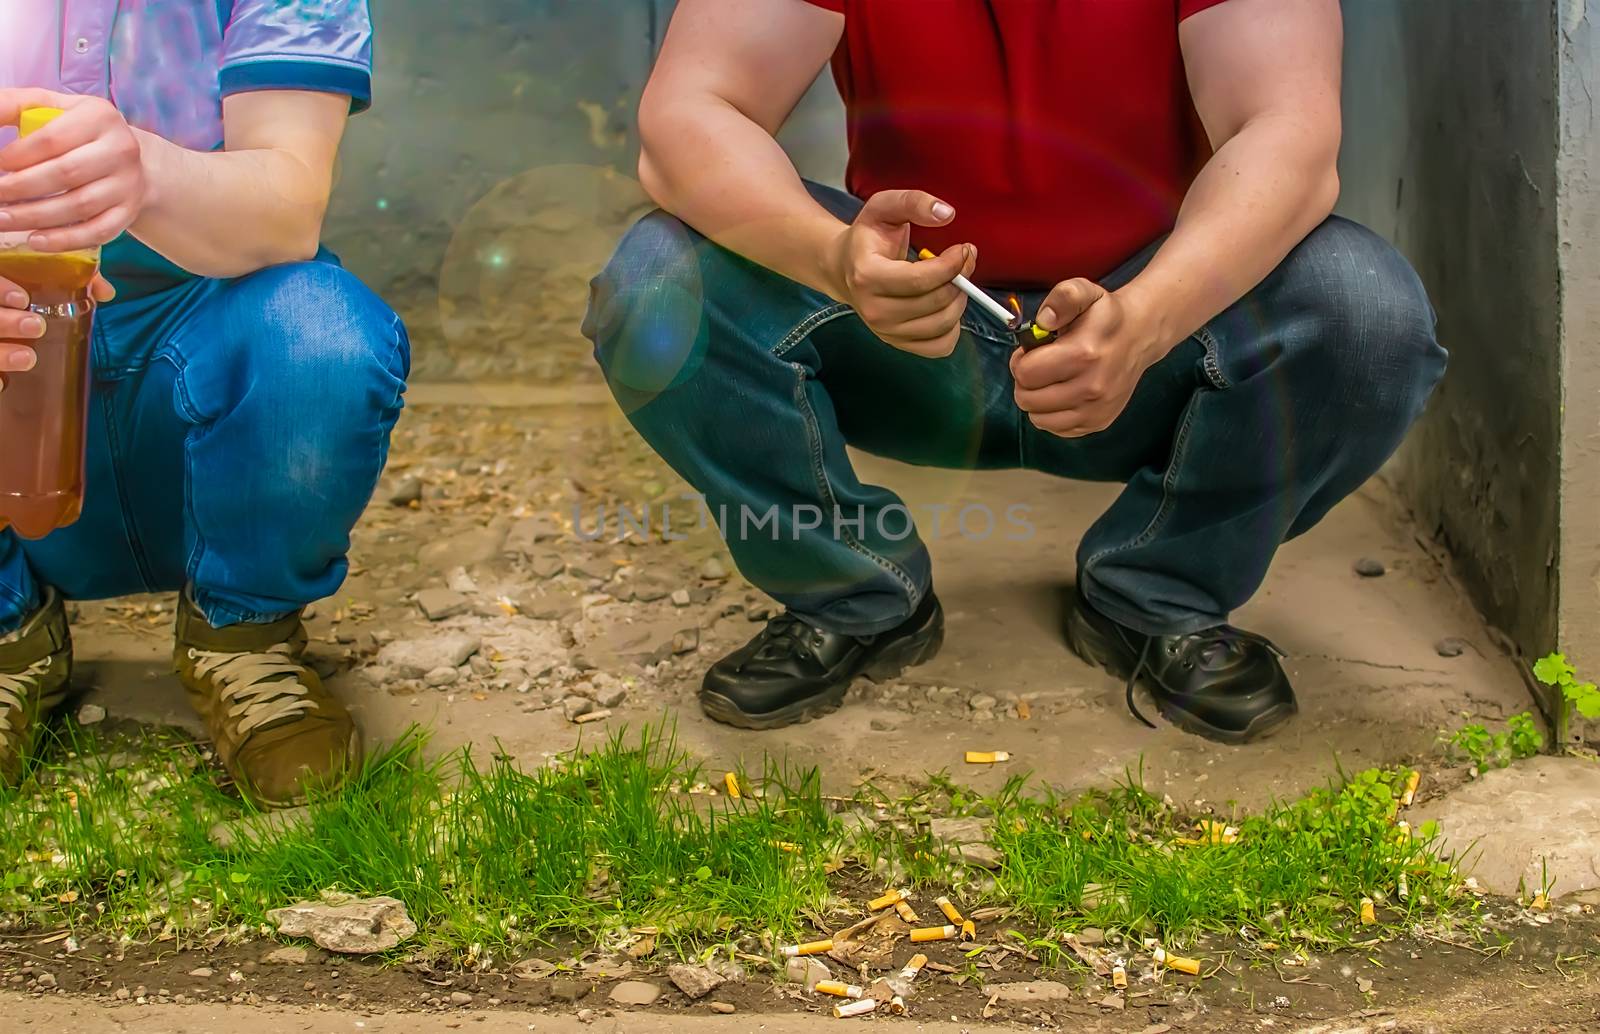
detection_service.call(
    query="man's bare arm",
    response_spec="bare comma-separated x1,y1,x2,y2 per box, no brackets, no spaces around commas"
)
1123,0,1344,348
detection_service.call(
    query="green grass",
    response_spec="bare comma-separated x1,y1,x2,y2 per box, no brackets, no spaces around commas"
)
0,721,1479,963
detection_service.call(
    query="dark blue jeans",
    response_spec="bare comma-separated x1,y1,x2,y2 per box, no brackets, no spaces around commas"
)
0,252,410,635
584,184,1445,638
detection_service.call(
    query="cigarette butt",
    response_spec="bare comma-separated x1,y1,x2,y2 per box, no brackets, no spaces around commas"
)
1166,954,1203,975
1396,820,1411,840
894,900,920,923
887,995,907,1015
911,924,958,943
1531,893,1550,911
782,939,833,957
814,980,865,999
1402,770,1421,807
897,954,928,981
965,750,1011,764
833,998,878,1018
868,889,906,911
1397,873,1410,901
573,709,612,724
770,840,801,853
724,772,742,799
935,896,965,924
1360,897,1376,925
1017,699,1031,720
1111,962,1128,989
961,920,976,941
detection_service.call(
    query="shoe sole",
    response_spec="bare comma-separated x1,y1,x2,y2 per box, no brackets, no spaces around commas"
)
1064,606,1296,746
699,613,946,731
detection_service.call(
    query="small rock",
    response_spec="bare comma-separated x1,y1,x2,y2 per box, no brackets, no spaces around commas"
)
114,988,130,1000
960,842,1003,869
76,703,107,726
377,634,481,678
609,980,661,1006
415,588,470,621
187,968,214,979
267,896,418,954
667,965,725,1000
1434,636,1469,658
35,972,57,989
709,1001,736,1014
528,552,567,580
444,567,478,594
575,1008,596,1024
593,684,628,709
549,978,590,1003
418,523,510,573
424,666,460,688
785,956,830,989
450,991,474,1007
1353,557,1387,578
699,557,730,581
930,816,992,846
263,946,309,966
388,476,424,507
670,589,692,607
969,694,998,712
567,559,613,582
671,628,700,654
563,696,595,721
1076,927,1106,946
869,719,895,732
632,579,672,603
503,515,562,557
987,980,1075,1004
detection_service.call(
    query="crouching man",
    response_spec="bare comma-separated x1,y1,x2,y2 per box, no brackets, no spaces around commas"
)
586,0,1444,743
0,0,408,805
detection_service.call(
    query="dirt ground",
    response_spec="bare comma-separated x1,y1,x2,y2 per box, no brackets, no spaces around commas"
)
63,384,1533,811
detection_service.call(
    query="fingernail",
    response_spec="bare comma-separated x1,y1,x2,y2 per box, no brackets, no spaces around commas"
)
0,211,11,227
26,233,46,249
1037,306,1057,330
931,201,955,221
5,347,34,371
21,315,44,337
5,290,26,308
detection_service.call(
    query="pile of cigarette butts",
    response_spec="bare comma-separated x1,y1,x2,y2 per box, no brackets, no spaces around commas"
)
780,888,981,1019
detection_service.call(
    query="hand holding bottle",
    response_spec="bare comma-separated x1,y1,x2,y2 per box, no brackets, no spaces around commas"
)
0,271,113,392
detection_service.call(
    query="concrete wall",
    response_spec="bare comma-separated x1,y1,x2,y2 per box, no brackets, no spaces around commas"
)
1337,0,1566,674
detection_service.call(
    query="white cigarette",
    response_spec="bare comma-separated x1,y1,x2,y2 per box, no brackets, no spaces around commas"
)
919,248,1016,328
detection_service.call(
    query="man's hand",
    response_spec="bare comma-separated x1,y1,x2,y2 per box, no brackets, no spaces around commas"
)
1010,280,1163,438
828,190,975,358
0,89,147,252
0,272,116,393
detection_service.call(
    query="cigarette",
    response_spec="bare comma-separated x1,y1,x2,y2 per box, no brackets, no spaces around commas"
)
1151,947,1202,975
935,896,965,924
814,980,865,999
573,709,612,724
770,840,801,853
833,998,878,1018
918,248,1016,328
1531,893,1550,911
1112,961,1128,989
894,900,920,923
782,939,833,957
1359,897,1376,925
961,920,976,941
1397,873,1409,901
1401,770,1421,807
910,924,958,943
964,751,1010,764
887,995,907,1015
868,889,906,911
724,772,742,799
896,954,928,982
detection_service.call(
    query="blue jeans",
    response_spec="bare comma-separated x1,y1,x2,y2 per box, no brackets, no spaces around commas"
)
0,251,410,634
584,184,1446,637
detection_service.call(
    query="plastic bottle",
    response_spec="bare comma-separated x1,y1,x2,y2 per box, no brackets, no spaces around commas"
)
0,107,102,539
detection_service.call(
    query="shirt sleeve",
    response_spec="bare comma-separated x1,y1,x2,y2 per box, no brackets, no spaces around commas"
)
1179,0,1234,18
219,0,374,113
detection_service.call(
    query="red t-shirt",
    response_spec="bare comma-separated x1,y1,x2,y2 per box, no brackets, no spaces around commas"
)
802,0,1232,287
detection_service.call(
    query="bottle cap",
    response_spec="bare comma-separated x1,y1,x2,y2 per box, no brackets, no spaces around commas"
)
18,107,66,138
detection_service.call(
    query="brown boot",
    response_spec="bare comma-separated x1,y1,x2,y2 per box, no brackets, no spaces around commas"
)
0,588,72,786
174,594,361,808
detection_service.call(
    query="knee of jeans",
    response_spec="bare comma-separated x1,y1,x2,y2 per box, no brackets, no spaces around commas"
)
219,262,410,415
584,210,711,399
1289,218,1446,414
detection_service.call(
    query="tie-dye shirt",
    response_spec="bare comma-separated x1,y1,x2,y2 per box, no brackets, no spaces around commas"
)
0,0,372,151
0,1,373,297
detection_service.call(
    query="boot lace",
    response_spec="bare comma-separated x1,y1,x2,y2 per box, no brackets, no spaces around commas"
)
1125,626,1284,729
186,644,315,736
0,658,53,762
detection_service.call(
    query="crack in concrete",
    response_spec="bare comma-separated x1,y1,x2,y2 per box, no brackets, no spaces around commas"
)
1304,653,1450,676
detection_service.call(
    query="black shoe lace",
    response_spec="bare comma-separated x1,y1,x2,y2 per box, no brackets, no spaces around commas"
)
1124,626,1285,730
751,612,823,663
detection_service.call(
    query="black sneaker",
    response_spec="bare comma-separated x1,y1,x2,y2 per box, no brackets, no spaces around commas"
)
1065,590,1296,744
699,592,944,730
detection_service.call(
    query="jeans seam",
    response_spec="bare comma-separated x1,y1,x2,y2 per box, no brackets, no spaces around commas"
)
772,303,853,358
97,378,158,592
789,361,920,602
1081,391,1203,572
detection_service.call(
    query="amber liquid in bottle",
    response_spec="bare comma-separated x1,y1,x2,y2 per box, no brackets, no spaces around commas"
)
0,249,99,540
